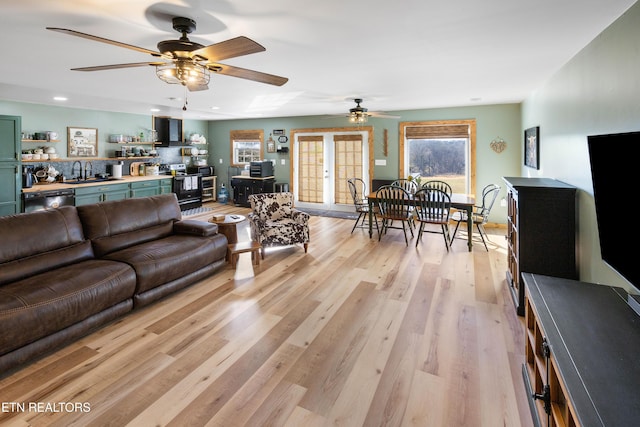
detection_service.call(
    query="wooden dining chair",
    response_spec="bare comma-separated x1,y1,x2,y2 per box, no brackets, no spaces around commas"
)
421,180,453,196
413,188,452,250
451,183,500,251
391,179,418,194
375,185,414,246
347,177,378,234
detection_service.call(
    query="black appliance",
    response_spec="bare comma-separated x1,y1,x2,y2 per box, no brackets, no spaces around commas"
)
167,163,202,211
23,188,75,213
153,116,183,146
250,161,274,177
186,165,214,176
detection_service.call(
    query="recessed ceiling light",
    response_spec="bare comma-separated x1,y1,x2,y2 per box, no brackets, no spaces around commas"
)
150,108,160,112
53,96,67,101
211,106,220,110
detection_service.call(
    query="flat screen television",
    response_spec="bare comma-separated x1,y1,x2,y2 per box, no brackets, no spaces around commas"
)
588,131,640,292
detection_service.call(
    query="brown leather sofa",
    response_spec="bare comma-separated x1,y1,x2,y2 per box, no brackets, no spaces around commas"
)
0,193,227,375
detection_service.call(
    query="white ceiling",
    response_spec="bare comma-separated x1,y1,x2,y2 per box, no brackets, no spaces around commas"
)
0,0,636,120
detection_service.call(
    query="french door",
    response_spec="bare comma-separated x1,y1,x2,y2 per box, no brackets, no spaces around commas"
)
293,130,370,212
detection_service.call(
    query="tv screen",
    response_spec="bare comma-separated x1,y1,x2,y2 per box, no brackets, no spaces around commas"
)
588,131,640,291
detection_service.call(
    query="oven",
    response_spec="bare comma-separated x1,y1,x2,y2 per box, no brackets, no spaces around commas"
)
172,174,203,211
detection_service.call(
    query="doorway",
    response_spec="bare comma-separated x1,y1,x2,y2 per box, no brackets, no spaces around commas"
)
293,128,373,212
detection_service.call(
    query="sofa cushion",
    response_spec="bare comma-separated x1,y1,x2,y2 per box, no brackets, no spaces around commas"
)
0,206,93,286
103,233,228,295
0,259,136,356
77,193,182,257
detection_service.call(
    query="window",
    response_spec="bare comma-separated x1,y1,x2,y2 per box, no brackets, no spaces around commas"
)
399,120,476,194
230,129,264,167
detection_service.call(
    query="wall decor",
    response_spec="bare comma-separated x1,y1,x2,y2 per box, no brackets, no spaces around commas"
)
272,129,285,136
278,135,288,143
524,126,540,169
68,127,98,157
266,134,276,153
490,136,507,153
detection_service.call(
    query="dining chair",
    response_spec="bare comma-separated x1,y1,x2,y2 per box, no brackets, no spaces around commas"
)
421,180,453,196
450,183,500,251
375,185,414,246
413,188,452,250
391,179,418,194
347,177,378,234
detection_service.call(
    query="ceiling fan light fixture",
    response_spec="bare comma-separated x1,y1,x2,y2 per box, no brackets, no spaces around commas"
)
156,61,210,87
349,111,368,123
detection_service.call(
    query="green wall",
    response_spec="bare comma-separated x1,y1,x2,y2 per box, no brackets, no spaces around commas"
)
521,2,640,291
207,103,521,224
0,101,208,159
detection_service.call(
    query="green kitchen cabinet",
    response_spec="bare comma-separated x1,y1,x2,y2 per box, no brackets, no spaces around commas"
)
74,182,130,206
130,180,161,198
0,115,21,215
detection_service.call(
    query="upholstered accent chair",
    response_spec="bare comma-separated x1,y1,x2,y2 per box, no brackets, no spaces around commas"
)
248,192,310,258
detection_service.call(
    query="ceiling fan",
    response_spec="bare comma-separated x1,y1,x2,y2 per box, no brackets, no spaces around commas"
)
46,16,288,93
347,98,400,123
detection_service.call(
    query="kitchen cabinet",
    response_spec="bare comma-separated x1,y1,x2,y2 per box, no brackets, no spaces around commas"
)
159,177,173,194
523,273,640,427
74,182,130,205
503,177,577,315
0,115,21,216
130,180,161,198
130,177,173,198
231,176,275,207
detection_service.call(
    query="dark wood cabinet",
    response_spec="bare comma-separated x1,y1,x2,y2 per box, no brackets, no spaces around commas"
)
523,273,640,427
503,177,577,315
230,176,275,207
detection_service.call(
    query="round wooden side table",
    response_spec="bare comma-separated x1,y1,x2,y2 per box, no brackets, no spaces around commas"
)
209,214,246,244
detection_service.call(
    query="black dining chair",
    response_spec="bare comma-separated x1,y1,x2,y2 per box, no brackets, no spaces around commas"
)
421,180,453,196
391,179,418,194
413,188,452,250
375,185,414,245
347,177,378,234
450,183,500,251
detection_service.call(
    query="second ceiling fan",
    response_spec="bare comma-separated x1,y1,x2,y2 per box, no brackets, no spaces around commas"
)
347,98,400,123
47,16,288,92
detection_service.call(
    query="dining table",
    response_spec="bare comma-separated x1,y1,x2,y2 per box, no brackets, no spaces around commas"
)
367,191,476,251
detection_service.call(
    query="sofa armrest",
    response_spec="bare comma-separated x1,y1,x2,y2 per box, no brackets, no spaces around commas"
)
173,220,219,237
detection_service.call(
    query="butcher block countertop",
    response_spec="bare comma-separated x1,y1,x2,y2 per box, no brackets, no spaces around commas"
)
22,175,172,193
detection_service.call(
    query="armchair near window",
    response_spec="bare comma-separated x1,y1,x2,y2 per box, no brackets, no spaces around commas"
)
248,192,310,258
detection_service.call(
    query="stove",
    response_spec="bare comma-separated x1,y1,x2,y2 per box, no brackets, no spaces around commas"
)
159,163,187,175
163,163,203,211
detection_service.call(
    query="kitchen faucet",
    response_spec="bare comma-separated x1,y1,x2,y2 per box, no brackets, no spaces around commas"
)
71,161,82,180
84,161,93,180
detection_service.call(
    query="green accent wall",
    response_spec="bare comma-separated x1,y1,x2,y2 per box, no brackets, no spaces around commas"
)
521,1,640,291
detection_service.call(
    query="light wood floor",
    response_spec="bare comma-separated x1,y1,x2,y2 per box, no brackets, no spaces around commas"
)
0,202,533,427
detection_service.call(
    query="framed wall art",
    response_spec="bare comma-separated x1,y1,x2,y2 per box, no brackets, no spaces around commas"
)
68,127,98,157
524,126,540,169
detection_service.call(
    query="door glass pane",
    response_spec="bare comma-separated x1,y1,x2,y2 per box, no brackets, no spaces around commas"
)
334,136,363,204
299,139,324,203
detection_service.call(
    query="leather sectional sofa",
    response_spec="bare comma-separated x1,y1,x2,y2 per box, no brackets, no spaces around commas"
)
0,193,227,375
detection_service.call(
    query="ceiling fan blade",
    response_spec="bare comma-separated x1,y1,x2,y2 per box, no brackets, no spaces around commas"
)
71,62,165,72
192,36,265,62
46,27,164,58
208,63,288,86
369,111,401,119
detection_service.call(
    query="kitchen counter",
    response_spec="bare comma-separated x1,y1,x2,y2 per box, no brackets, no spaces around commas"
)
23,174,172,193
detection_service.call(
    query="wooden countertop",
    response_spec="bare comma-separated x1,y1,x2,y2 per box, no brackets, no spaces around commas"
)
23,174,172,193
